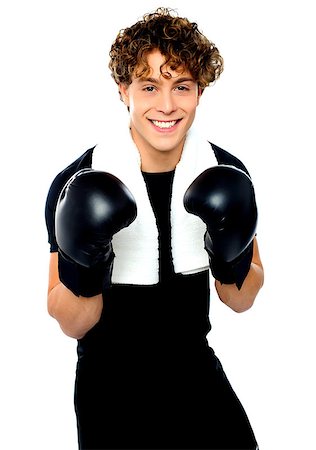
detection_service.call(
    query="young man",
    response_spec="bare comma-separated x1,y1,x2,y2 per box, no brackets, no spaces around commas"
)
45,7,264,450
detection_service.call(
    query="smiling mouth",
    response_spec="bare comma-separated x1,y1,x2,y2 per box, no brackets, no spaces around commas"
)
149,119,181,129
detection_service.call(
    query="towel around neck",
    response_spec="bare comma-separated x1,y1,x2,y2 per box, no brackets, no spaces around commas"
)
92,125,218,285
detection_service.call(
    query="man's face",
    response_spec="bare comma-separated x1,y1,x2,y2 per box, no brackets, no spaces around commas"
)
119,50,201,165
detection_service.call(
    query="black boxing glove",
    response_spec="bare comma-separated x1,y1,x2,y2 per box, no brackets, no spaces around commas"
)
55,168,137,297
183,165,257,289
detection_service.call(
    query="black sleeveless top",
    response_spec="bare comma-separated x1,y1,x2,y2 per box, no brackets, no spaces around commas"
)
45,145,258,449
77,170,211,359
45,143,250,357
142,170,175,283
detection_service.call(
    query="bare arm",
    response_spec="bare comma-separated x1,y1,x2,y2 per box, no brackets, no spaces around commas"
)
215,237,264,313
47,252,103,339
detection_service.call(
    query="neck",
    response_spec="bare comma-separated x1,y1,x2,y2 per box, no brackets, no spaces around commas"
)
130,128,186,173
140,155,180,173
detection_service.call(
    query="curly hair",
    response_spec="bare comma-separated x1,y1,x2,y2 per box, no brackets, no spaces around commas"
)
109,7,224,90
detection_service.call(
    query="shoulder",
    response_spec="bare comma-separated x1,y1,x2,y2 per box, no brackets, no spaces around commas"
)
44,146,96,251
47,147,95,199
45,146,95,213
209,141,250,177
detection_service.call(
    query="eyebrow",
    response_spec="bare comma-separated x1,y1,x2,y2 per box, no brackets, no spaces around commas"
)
138,76,196,85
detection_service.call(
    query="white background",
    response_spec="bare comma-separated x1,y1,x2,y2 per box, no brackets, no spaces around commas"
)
1,0,315,449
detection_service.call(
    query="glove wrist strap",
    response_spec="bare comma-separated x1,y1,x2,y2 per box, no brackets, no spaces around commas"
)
58,249,114,297
205,235,253,290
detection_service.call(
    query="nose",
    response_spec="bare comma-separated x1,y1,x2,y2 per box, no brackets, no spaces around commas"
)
156,91,177,115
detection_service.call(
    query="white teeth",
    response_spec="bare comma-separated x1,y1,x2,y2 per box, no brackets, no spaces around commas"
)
152,120,177,128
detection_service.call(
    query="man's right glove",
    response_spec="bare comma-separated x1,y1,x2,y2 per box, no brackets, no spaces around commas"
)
55,168,137,297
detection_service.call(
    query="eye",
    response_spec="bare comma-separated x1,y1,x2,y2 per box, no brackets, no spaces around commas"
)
175,85,189,91
143,86,156,92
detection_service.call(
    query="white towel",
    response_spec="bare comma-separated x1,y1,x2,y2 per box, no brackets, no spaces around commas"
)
92,124,218,284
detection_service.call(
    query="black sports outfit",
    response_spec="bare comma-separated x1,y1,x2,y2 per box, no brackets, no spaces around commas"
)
45,143,258,449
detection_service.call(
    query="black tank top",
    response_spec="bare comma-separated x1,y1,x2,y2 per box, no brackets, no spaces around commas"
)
45,143,250,355
142,170,175,283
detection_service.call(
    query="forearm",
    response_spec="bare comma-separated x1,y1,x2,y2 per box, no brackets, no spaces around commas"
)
47,282,103,339
215,261,264,313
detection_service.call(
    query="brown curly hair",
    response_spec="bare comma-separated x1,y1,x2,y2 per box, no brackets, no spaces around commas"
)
109,7,224,90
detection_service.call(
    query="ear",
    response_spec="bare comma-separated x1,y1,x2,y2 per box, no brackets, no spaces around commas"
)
196,86,203,106
119,83,130,106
